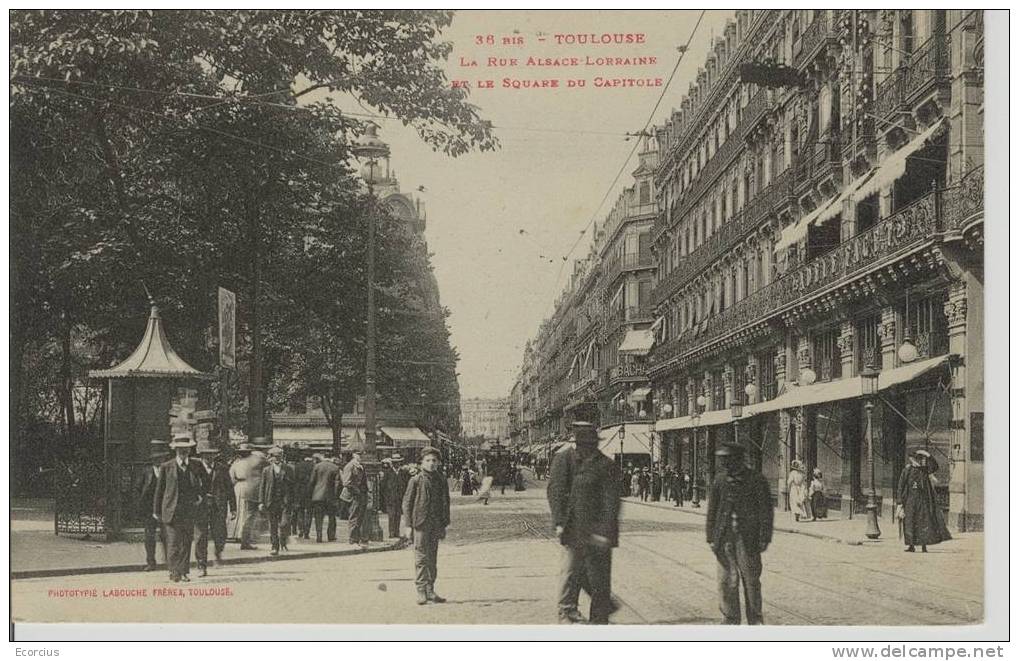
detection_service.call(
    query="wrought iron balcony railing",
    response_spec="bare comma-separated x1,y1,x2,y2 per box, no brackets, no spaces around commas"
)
874,35,951,121
652,167,794,307
651,184,955,369
793,11,834,70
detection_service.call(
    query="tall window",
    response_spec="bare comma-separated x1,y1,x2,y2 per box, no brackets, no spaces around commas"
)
812,327,842,382
906,293,949,360
856,313,882,372
757,349,778,401
639,181,651,205
711,367,726,410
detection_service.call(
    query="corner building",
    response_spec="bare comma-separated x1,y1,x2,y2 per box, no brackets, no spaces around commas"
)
648,10,983,530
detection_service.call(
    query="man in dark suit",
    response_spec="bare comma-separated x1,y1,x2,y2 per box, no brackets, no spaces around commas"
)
401,446,450,605
706,443,774,625
547,421,621,625
153,434,204,583
135,441,169,571
194,441,236,576
292,450,315,539
308,452,340,542
341,450,368,547
380,456,404,539
259,446,293,556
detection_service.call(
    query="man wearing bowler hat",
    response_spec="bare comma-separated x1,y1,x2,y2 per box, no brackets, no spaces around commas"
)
547,420,621,624
259,446,294,556
154,433,204,582
194,441,235,576
380,455,406,539
706,442,774,625
134,440,169,571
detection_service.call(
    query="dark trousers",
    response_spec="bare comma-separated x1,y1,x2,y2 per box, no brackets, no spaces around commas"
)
673,486,684,506
412,525,442,591
311,501,336,541
194,504,227,568
715,533,764,625
293,500,312,537
164,519,194,578
143,517,165,567
558,543,613,624
267,505,288,551
386,507,402,538
347,495,366,543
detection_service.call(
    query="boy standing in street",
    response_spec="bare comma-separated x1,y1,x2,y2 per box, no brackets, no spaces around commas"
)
402,446,451,605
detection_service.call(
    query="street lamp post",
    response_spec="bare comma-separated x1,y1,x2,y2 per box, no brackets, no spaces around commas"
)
860,362,881,539
731,397,743,446
352,124,389,543
692,394,706,507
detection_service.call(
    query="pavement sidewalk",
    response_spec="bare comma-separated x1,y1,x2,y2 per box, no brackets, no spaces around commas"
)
11,499,403,579
623,495,893,546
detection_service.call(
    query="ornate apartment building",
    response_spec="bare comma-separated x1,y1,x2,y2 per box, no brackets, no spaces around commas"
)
511,10,983,531
648,10,983,530
461,397,511,441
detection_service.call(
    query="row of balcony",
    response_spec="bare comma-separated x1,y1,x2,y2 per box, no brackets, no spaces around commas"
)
652,166,795,307
793,137,842,193
603,250,654,285
792,11,835,70
874,35,952,121
651,178,977,370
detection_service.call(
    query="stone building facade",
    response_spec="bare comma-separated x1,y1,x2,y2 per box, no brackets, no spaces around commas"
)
648,10,983,530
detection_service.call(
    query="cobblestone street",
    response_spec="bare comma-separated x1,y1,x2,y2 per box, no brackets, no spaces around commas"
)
12,481,983,626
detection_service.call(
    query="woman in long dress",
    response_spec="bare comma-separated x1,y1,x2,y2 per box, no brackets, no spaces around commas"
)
787,459,810,522
896,449,952,552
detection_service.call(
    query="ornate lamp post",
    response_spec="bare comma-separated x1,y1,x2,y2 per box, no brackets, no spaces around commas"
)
731,396,744,446
352,124,389,542
860,361,881,539
692,393,707,507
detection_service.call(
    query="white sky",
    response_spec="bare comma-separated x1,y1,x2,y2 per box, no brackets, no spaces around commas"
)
338,10,733,399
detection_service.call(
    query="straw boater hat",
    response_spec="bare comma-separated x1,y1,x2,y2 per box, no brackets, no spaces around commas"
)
236,442,253,453
169,433,196,449
790,459,806,471
196,441,220,455
267,446,284,457
391,453,403,462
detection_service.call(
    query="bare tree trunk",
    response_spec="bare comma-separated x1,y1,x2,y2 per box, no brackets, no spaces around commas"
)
321,388,344,456
247,198,265,439
59,311,76,445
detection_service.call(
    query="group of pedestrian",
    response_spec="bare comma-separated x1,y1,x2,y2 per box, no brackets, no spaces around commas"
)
620,464,692,507
786,460,828,522
139,433,396,583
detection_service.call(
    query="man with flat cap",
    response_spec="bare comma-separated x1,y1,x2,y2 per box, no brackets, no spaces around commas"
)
547,420,621,624
194,441,236,576
402,446,450,605
706,442,774,625
134,440,169,571
154,433,204,583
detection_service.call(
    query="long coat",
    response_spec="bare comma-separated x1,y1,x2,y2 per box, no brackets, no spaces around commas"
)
340,459,367,502
402,470,451,530
546,446,621,548
293,459,315,505
153,458,204,525
896,459,951,546
134,464,161,519
308,459,340,503
380,467,404,514
706,467,774,555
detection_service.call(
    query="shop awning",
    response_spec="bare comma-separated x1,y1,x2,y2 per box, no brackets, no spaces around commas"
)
749,354,952,414
856,118,947,200
380,426,431,447
776,198,836,252
655,408,733,431
618,329,655,356
597,423,653,458
813,170,877,226
878,354,951,390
